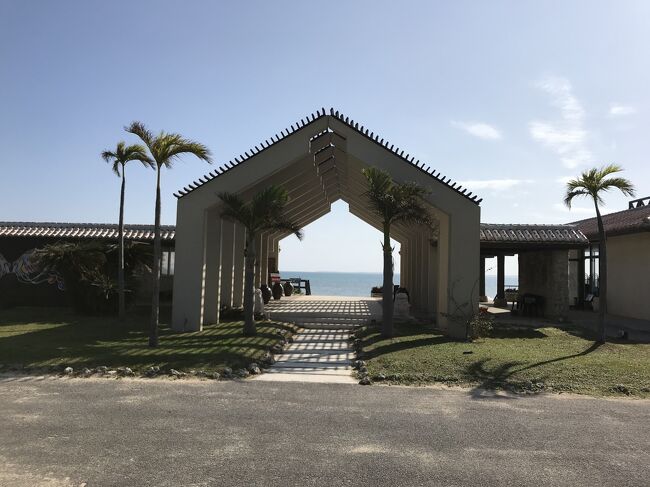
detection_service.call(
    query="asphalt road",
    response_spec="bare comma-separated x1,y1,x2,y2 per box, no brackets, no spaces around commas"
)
1,377,649,487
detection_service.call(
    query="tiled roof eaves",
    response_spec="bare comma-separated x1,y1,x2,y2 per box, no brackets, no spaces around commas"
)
0,222,175,241
174,108,482,206
479,223,588,244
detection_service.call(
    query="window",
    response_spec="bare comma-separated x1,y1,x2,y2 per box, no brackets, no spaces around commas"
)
161,250,175,276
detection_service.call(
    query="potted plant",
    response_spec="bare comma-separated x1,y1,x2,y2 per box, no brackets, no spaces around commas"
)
272,281,283,300
283,280,294,296
260,284,272,304
371,286,382,298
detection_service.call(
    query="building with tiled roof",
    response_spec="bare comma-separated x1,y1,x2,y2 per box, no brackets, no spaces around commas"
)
571,197,650,240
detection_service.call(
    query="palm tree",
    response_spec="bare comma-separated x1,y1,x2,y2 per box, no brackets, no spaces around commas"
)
564,164,635,343
362,167,433,338
125,122,212,347
218,186,303,336
101,142,153,321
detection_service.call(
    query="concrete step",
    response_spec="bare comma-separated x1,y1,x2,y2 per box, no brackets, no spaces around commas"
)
274,353,354,364
266,363,352,375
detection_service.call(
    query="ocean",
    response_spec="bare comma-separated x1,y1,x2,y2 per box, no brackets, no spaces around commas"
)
280,271,518,299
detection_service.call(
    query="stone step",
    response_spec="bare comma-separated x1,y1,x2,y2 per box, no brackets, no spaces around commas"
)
275,353,354,363
266,363,352,371
279,345,352,352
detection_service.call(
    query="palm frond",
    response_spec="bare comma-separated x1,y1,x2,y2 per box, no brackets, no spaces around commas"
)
102,140,153,176
125,121,155,151
564,164,635,209
363,167,432,228
219,192,251,225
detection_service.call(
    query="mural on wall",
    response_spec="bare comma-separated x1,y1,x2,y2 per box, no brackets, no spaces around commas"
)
0,251,65,291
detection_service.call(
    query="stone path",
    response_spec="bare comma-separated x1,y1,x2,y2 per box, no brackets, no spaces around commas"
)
254,296,381,383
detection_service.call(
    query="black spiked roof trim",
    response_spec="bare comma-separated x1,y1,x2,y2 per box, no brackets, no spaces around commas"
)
174,108,481,205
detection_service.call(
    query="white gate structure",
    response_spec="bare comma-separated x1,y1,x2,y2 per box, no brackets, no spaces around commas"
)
171,108,481,338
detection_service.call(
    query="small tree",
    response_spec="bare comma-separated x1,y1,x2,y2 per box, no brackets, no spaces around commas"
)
125,122,212,347
564,164,635,343
101,142,153,320
218,186,303,336
362,167,433,338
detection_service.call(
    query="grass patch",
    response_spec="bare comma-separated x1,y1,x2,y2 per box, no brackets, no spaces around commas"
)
0,306,297,373
359,322,650,397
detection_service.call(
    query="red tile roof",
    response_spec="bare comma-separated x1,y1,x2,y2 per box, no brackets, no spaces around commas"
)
571,205,650,240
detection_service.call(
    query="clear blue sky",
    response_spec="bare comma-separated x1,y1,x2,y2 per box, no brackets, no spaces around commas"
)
1,1,648,273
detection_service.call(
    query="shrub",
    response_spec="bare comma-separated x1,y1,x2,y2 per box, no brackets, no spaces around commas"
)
468,308,494,340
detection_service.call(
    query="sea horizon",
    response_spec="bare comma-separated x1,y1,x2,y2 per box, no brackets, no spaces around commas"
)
280,270,518,299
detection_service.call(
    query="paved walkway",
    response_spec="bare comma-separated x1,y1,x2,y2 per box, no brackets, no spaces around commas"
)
255,296,381,383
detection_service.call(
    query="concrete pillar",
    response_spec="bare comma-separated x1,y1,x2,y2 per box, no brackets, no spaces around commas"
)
232,224,246,308
418,232,429,314
399,242,408,287
254,236,263,287
202,211,222,325
410,235,418,307
220,219,235,308
436,215,450,332
577,249,585,308
493,254,506,307
260,234,269,286
172,201,208,331
479,256,487,302
427,239,438,316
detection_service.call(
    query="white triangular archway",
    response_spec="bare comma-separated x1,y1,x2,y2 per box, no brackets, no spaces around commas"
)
171,109,480,338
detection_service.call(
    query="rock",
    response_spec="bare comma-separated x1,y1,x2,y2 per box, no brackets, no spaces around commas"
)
144,366,160,377
375,373,386,381
81,367,92,377
260,352,275,366
169,369,184,377
223,367,233,378
106,370,118,376
117,367,134,376
614,384,630,395
236,368,250,378
63,366,74,375
359,376,372,385
95,366,108,374
195,369,208,377
271,344,284,354
359,366,368,375
248,363,261,375
210,372,220,380
641,387,650,393
353,360,366,370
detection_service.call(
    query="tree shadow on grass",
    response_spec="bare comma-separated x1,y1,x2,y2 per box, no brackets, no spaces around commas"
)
466,341,603,399
488,325,546,339
0,309,289,371
360,323,454,360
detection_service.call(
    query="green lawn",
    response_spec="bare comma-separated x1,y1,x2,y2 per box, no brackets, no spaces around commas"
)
360,322,650,397
0,307,297,374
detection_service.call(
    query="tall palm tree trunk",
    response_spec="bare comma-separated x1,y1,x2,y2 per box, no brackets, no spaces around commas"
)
595,203,607,343
382,222,394,338
118,169,126,321
243,234,257,336
149,166,162,347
